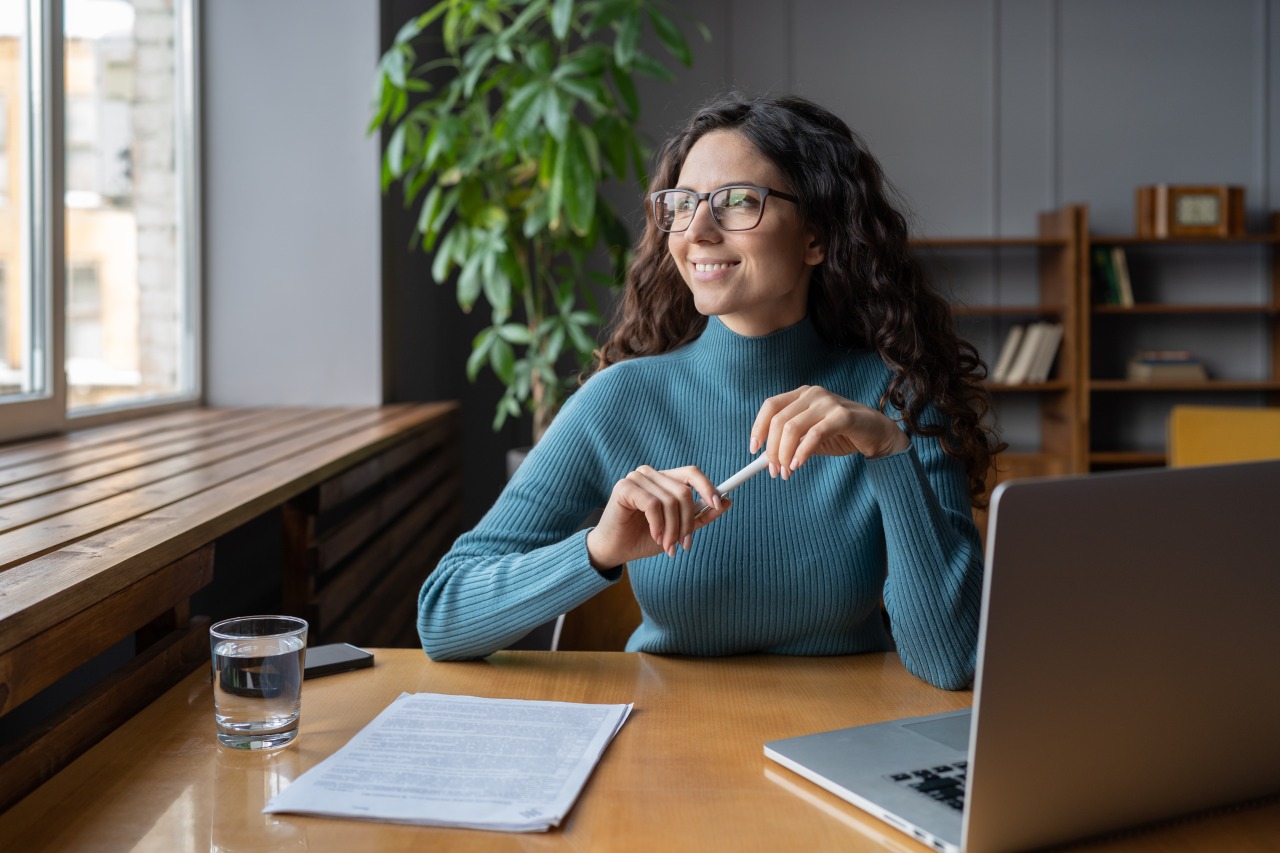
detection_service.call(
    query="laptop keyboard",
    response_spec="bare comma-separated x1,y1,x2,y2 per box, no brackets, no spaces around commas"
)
888,761,967,811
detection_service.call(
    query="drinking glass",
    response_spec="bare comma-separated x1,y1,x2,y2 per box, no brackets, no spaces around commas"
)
210,616,308,749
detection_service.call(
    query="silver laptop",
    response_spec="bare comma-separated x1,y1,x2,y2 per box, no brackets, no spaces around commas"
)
765,459,1280,853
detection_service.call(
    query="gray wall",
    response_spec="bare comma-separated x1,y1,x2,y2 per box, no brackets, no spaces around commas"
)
206,1,1279,520
203,0,381,406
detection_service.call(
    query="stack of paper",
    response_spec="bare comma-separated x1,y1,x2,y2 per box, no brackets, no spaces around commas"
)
264,692,633,831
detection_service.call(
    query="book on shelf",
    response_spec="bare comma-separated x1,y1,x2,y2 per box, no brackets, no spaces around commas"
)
1110,246,1134,306
995,321,1063,385
1091,246,1133,306
990,325,1026,383
1125,350,1208,382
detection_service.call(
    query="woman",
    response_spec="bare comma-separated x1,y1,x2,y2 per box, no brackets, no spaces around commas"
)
418,94,1002,690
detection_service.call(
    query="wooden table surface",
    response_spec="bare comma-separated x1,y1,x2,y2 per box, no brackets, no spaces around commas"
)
3,649,1277,852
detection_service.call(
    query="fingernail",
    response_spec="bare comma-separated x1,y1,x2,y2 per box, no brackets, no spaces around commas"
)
667,544,676,558
749,436,760,453
682,535,692,551
713,494,722,511
769,463,778,478
780,465,790,480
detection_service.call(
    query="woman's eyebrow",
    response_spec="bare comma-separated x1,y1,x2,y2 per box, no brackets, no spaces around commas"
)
672,181,756,192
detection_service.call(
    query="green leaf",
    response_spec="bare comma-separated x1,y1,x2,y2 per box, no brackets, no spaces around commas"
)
586,0,632,35
416,184,443,239
563,126,598,235
490,338,516,384
467,327,497,381
498,323,533,344
555,75,606,114
566,320,596,359
548,138,567,230
596,115,629,178
550,0,574,41
647,7,692,66
609,59,640,116
525,40,554,77
482,251,512,318
461,45,494,98
543,88,570,141
432,227,460,283
545,324,566,362
630,49,676,81
507,0,550,35
614,9,641,67
457,250,484,310
387,122,408,178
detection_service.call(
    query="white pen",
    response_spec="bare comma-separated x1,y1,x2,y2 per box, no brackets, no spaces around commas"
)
692,454,772,518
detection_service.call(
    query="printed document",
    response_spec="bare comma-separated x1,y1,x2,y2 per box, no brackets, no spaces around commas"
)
263,692,632,831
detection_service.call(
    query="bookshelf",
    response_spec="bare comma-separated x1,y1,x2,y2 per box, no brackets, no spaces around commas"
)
1082,211,1280,469
915,205,1278,502
912,205,1087,493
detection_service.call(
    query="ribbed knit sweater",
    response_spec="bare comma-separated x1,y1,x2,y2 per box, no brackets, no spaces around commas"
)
418,316,984,689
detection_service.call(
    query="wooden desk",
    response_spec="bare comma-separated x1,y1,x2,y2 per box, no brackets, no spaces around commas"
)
0,405,460,809
2,650,1277,852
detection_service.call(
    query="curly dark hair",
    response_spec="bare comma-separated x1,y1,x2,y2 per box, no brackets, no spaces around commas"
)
592,94,1005,506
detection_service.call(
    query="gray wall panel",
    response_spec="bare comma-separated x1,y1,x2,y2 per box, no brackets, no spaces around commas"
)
792,0,997,235
997,0,1056,234
1059,0,1264,233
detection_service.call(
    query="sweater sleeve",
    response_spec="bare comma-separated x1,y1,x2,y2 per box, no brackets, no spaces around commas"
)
417,384,619,660
865,433,984,690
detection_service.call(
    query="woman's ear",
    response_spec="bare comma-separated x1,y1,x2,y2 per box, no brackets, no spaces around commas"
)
804,231,826,266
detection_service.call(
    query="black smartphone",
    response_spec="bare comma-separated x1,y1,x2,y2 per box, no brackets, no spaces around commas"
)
303,643,374,679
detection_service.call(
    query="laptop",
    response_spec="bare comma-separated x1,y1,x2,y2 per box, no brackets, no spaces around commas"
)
765,459,1280,853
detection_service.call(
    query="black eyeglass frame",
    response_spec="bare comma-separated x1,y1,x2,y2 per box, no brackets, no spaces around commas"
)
649,184,800,233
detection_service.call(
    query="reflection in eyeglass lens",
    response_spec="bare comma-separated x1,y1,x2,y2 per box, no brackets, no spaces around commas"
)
654,187,765,232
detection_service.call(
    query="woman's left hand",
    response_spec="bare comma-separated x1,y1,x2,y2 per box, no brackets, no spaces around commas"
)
750,385,910,479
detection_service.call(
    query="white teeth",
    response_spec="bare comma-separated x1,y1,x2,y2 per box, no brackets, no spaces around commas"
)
695,262,735,272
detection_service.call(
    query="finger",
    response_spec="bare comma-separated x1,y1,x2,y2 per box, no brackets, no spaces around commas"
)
694,496,732,528
764,387,823,477
631,466,693,555
630,468,679,553
750,388,803,456
669,465,722,514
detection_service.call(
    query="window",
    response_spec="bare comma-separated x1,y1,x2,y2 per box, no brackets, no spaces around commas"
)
0,0,200,442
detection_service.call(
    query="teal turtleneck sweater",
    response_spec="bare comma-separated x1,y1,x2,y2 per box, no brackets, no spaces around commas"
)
418,316,983,689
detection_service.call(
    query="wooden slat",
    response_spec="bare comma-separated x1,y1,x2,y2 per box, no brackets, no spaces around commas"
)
0,408,324,506
0,407,439,571
0,618,209,813
321,502,462,647
0,407,227,472
312,467,461,629
0,408,267,488
0,409,352,526
316,445,458,575
0,403,458,654
0,545,213,715
316,407,460,514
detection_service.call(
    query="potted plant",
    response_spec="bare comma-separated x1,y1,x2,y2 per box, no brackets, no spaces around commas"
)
371,0,706,440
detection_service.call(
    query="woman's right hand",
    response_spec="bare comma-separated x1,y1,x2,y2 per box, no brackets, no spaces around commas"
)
585,465,731,570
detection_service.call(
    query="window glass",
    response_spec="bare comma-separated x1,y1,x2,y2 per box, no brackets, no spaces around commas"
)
0,6,33,399
64,0,193,411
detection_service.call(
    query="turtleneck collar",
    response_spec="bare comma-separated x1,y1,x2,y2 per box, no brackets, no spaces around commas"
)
688,315,834,393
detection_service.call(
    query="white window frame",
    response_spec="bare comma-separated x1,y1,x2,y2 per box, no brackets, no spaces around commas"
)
1,0,202,444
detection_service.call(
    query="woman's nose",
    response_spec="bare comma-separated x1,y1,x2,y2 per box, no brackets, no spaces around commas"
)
682,199,720,242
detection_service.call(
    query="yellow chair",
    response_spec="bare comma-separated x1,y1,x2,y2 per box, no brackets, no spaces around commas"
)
1167,405,1280,467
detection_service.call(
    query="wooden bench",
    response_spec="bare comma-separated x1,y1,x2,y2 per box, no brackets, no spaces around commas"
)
0,403,460,811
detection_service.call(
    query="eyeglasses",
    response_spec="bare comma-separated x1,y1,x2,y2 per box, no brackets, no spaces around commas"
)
650,185,799,233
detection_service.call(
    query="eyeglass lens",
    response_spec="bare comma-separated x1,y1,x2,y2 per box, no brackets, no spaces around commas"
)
654,187,765,232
